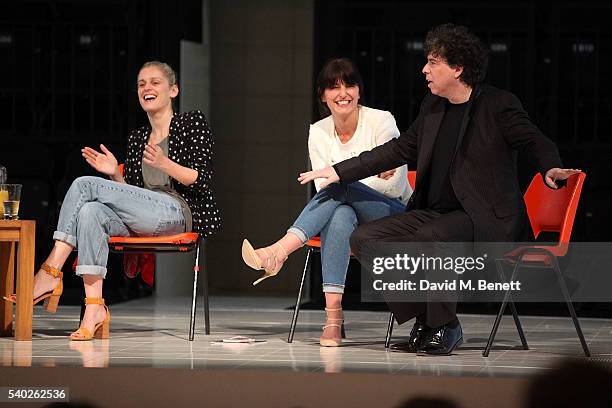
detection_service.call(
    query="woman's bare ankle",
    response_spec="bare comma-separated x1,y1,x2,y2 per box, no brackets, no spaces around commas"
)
32,270,60,297
81,304,106,326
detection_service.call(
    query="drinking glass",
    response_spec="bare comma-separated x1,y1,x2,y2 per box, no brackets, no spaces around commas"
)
0,184,22,220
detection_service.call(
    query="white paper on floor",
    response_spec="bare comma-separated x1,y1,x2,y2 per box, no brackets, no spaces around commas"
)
210,335,267,344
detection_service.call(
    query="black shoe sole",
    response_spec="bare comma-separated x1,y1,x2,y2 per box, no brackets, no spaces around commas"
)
389,347,417,353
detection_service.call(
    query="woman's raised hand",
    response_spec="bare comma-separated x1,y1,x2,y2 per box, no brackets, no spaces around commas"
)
143,143,169,169
298,166,340,189
82,144,119,177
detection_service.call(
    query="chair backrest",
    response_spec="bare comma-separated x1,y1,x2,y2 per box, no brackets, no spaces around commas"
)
408,170,416,190
524,172,586,244
118,163,124,176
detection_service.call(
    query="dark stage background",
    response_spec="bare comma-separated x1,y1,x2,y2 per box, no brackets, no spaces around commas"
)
0,1,610,316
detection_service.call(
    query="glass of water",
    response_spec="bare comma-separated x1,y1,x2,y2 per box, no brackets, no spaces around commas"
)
0,184,22,220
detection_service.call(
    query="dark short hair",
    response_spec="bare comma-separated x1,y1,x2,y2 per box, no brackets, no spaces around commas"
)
316,58,364,117
424,23,489,87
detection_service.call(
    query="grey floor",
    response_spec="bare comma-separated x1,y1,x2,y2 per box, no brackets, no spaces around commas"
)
2,296,610,377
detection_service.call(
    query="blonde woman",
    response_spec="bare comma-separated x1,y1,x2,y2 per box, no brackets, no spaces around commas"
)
5,61,220,340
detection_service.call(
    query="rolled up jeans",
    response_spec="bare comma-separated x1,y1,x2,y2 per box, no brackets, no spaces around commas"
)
53,176,186,278
288,182,405,294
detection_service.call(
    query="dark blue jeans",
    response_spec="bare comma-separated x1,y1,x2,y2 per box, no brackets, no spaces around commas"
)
288,182,405,293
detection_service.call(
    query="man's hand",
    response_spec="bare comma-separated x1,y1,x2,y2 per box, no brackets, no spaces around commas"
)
143,143,169,170
82,144,119,177
544,168,582,189
298,166,340,189
378,169,396,180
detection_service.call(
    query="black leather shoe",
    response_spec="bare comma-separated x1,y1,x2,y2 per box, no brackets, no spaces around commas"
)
416,322,463,356
390,320,431,353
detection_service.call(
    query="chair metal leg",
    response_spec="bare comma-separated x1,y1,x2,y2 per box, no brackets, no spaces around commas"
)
341,322,346,339
201,242,210,335
188,243,201,342
483,258,520,357
483,297,508,357
508,300,528,350
384,312,395,348
288,248,311,343
551,256,590,357
499,260,528,350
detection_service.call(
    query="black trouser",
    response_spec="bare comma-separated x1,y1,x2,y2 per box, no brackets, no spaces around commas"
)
350,209,473,328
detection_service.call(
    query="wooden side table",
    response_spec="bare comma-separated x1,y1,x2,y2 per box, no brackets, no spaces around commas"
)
0,220,35,341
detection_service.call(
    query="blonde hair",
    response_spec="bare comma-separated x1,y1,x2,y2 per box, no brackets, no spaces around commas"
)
139,61,177,86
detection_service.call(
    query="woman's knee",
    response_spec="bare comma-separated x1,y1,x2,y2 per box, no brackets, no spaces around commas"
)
329,205,357,226
77,202,107,223
72,175,100,187
323,206,357,242
68,176,101,196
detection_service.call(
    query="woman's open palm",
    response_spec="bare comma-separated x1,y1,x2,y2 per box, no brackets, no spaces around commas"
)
82,144,118,176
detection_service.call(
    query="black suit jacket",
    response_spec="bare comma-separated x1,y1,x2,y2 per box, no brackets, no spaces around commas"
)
334,84,563,242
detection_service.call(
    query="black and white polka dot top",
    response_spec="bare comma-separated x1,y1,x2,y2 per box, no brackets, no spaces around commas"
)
123,110,221,237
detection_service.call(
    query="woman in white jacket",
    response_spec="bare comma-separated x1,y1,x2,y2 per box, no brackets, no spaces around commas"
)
242,58,411,346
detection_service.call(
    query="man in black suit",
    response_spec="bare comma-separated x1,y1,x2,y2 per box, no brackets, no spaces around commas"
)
298,23,581,356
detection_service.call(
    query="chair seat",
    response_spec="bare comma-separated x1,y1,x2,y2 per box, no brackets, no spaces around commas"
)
305,236,355,257
108,232,199,252
109,232,199,245
305,237,321,248
504,244,569,266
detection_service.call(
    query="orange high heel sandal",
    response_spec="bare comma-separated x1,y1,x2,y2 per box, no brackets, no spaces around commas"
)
241,239,288,285
3,263,63,313
70,297,111,341
320,307,344,347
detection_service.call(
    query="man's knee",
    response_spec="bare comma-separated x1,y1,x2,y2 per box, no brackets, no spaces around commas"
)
412,223,435,242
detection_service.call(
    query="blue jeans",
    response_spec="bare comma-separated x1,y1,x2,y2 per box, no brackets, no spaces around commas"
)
53,176,186,278
288,182,405,294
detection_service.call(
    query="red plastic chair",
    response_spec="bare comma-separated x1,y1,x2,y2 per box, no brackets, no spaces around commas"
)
288,171,417,343
383,172,588,355
107,164,209,341
483,172,589,356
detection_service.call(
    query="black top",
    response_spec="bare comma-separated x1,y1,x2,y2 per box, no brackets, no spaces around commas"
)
123,110,220,236
425,101,467,212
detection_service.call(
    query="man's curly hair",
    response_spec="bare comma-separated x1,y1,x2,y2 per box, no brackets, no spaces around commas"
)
424,23,489,87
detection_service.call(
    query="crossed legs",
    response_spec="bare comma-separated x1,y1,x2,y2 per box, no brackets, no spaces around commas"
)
244,182,405,345
24,176,186,339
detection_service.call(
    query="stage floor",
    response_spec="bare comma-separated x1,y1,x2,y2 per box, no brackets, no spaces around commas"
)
1,296,610,376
